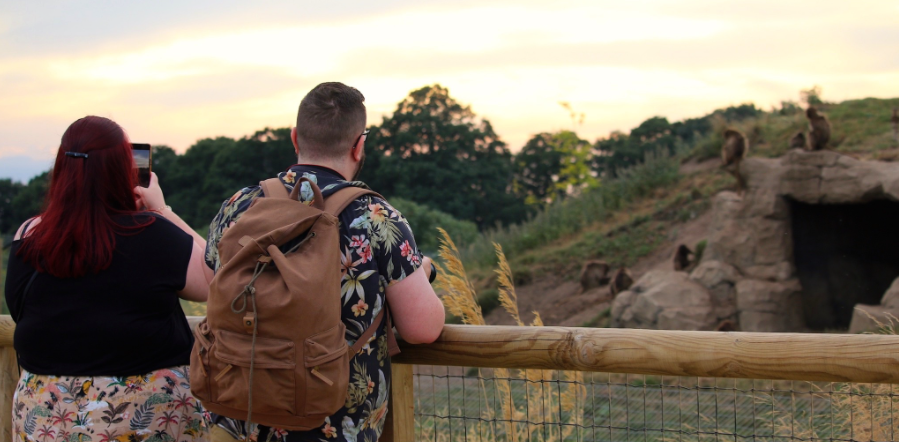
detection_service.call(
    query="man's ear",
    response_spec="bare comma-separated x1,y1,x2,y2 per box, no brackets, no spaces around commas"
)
290,127,299,155
352,136,365,161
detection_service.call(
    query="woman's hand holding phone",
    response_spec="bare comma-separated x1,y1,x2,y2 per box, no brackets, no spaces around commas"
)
134,172,167,213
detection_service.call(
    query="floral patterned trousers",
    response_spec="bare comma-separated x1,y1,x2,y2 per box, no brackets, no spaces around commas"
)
12,367,209,442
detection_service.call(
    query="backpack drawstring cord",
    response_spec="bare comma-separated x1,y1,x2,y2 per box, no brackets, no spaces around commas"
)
231,260,267,314
231,259,269,439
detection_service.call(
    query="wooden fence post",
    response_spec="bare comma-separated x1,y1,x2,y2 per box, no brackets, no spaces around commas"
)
0,315,17,442
381,363,414,442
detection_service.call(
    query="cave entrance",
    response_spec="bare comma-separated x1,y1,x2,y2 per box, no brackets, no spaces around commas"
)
790,199,899,330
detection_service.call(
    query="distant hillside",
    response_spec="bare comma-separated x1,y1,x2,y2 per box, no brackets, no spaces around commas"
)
456,96,899,325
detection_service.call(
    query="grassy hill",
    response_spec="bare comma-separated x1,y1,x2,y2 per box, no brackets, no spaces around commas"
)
456,97,899,321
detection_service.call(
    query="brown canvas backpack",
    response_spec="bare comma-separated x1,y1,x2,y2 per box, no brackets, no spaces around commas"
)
190,177,398,431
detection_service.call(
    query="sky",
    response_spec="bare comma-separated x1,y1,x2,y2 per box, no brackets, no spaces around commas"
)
1,0,898,182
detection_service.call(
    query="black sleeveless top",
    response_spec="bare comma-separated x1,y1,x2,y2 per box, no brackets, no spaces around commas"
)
4,214,195,376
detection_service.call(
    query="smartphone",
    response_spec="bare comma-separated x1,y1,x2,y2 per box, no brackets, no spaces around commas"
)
131,143,152,188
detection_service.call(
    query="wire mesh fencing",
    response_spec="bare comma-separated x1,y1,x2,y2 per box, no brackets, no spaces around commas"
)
410,365,899,442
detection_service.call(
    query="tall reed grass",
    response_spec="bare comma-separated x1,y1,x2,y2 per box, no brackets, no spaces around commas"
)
765,312,899,441
433,229,585,442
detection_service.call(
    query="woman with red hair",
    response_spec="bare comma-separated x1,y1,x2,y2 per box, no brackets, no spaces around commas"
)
5,116,211,442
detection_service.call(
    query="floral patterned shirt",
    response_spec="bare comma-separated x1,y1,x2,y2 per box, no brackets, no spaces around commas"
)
204,165,424,442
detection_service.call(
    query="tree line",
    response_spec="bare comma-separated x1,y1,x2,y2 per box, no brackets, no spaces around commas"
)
0,84,761,244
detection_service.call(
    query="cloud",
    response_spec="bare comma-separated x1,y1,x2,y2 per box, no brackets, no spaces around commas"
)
0,155,53,183
0,0,481,59
1,0,898,170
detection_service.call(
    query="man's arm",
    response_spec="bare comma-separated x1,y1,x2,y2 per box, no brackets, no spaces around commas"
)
385,256,445,344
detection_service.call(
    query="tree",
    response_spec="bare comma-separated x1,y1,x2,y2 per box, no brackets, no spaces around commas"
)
151,145,179,190
711,103,761,122
594,117,676,177
162,136,237,228
801,86,824,107
0,179,24,234
156,129,298,229
514,131,596,205
10,172,49,228
362,84,526,228
514,133,563,205
388,198,479,252
199,128,296,226
670,117,712,144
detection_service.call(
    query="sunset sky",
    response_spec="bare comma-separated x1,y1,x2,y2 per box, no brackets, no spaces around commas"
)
2,0,898,182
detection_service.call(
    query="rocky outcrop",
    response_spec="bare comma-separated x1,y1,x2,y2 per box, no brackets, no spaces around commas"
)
611,270,725,330
690,260,740,321
736,279,803,332
848,278,899,334
613,150,899,332
881,277,899,310
848,305,895,334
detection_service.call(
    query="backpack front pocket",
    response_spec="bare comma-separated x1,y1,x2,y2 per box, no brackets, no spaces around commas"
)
212,329,297,415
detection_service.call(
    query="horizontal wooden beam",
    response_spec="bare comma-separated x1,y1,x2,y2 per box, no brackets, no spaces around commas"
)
2,317,898,384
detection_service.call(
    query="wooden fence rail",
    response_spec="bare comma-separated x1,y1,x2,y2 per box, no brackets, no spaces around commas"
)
2,315,899,441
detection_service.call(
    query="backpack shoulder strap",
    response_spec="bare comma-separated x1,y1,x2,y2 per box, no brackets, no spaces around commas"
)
260,178,289,199
323,187,383,217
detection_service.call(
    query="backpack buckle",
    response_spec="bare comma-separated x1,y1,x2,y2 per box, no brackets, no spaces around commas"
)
243,314,256,334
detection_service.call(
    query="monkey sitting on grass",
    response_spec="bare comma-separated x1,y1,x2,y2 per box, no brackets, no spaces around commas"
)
805,106,830,151
721,129,747,194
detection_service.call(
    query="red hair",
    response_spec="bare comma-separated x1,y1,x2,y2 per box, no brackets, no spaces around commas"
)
18,116,154,278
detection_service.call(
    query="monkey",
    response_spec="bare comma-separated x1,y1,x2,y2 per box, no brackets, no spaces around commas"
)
714,319,739,332
721,129,747,193
805,107,830,151
789,131,806,150
673,244,694,272
579,260,610,291
887,106,899,148
609,267,634,297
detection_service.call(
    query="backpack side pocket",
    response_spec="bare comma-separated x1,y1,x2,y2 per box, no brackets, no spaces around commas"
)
303,323,350,416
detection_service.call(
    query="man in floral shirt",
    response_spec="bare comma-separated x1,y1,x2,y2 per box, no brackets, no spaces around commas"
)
204,82,445,442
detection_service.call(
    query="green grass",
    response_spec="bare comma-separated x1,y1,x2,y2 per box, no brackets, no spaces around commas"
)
463,149,682,270
412,372,884,442
702,97,899,161
421,291,899,442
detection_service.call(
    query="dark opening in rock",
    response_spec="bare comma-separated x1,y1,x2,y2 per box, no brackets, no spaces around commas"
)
790,199,899,330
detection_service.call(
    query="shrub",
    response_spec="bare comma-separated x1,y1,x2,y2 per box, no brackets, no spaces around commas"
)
476,289,501,316
389,198,479,254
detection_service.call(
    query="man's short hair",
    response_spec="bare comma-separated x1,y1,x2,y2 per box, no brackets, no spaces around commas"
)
295,82,366,160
